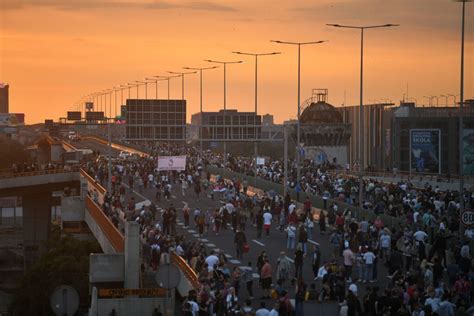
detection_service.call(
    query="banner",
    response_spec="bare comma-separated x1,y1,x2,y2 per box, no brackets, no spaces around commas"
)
410,129,440,174
463,129,474,176
157,155,186,171
256,157,265,166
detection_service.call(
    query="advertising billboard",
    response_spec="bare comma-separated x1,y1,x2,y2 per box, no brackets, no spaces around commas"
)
67,111,82,121
410,129,440,174
85,111,105,121
463,129,474,176
0,113,19,126
157,156,186,171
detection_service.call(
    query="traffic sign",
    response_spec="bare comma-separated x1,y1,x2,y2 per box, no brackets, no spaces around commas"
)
461,210,474,226
98,288,166,298
49,285,79,316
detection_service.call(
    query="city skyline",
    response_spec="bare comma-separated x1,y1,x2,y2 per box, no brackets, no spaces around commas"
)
1,0,473,124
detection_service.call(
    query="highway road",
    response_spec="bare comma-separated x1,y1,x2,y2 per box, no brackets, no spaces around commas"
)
75,138,396,314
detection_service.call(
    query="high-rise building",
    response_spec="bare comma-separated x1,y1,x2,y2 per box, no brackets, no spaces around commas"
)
0,83,9,113
125,99,186,141
191,109,261,141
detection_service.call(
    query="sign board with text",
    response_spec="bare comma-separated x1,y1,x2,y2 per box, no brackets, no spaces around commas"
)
409,129,441,174
98,288,166,298
157,155,186,171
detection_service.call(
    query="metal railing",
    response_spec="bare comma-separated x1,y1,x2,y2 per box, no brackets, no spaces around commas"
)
170,252,200,289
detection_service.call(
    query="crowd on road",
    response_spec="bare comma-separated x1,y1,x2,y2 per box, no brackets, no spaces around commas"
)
80,141,473,316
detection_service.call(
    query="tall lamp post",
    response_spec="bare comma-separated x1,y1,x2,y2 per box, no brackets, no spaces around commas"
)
270,40,326,193
167,71,198,100
232,51,281,183
204,59,243,164
183,66,219,156
327,23,398,208
457,0,472,218
154,75,181,100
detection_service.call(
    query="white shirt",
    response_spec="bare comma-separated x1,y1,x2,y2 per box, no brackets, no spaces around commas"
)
414,230,428,242
363,251,376,264
188,301,199,316
205,255,219,271
317,266,328,279
263,212,273,225
256,308,270,316
289,204,296,213
380,235,391,248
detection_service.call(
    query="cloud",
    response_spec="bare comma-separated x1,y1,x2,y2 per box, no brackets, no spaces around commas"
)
0,0,236,12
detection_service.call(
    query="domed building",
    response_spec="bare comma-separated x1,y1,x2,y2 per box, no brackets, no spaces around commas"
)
293,89,351,165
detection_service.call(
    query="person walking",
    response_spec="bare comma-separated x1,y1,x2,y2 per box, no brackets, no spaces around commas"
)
260,258,273,299
234,229,247,260
311,245,321,280
276,251,292,286
362,247,376,283
343,243,355,283
294,245,304,279
286,223,297,250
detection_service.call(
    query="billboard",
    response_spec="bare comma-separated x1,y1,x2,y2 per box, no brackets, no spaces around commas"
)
157,156,186,171
85,111,105,121
67,111,82,121
463,129,474,176
410,129,440,174
0,113,19,126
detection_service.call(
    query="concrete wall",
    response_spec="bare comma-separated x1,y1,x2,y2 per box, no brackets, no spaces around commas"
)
305,145,348,166
85,209,117,254
51,143,64,163
0,172,79,190
89,254,124,283
61,196,85,223
96,296,171,316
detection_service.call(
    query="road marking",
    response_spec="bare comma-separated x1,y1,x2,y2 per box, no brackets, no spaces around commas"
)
193,234,200,237
200,238,209,242
177,223,184,226
285,256,294,263
122,183,150,203
308,239,320,246
214,249,221,252
206,243,216,247
252,273,260,279
188,230,196,233
229,259,241,265
171,195,177,199
252,239,265,247
225,254,232,258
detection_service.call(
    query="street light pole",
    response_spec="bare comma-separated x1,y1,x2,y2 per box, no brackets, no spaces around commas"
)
232,51,281,184
183,66,219,157
457,0,471,218
205,59,243,164
327,23,398,208
271,40,326,195
167,71,197,100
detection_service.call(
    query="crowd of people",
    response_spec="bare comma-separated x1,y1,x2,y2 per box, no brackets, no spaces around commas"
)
80,141,472,316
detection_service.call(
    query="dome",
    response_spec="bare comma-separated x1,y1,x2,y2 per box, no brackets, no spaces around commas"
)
300,101,343,124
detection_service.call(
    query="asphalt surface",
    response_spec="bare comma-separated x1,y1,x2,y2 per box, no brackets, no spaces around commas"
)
75,139,397,314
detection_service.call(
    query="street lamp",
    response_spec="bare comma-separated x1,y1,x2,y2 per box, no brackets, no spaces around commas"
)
232,51,281,182
455,0,472,215
167,71,198,100
154,75,181,100
183,66,219,156
145,77,167,100
204,59,243,164
270,40,326,194
327,23,398,208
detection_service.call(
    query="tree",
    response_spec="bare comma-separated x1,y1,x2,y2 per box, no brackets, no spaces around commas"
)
9,227,101,315
0,136,29,169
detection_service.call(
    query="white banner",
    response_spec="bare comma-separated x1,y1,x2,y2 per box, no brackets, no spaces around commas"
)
157,155,187,171
256,157,265,166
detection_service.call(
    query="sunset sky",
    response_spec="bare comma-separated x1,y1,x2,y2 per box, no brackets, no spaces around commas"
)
0,0,473,124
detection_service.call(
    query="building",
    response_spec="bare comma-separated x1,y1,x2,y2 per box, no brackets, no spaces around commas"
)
191,109,261,141
391,101,474,175
338,102,395,171
0,83,9,113
296,89,352,166
125,99,186,141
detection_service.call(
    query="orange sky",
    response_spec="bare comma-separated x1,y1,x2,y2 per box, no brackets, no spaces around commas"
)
0,0,473,124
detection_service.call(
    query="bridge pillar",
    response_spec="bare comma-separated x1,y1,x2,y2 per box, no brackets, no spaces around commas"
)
22,193,52,267
124,221,140,289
